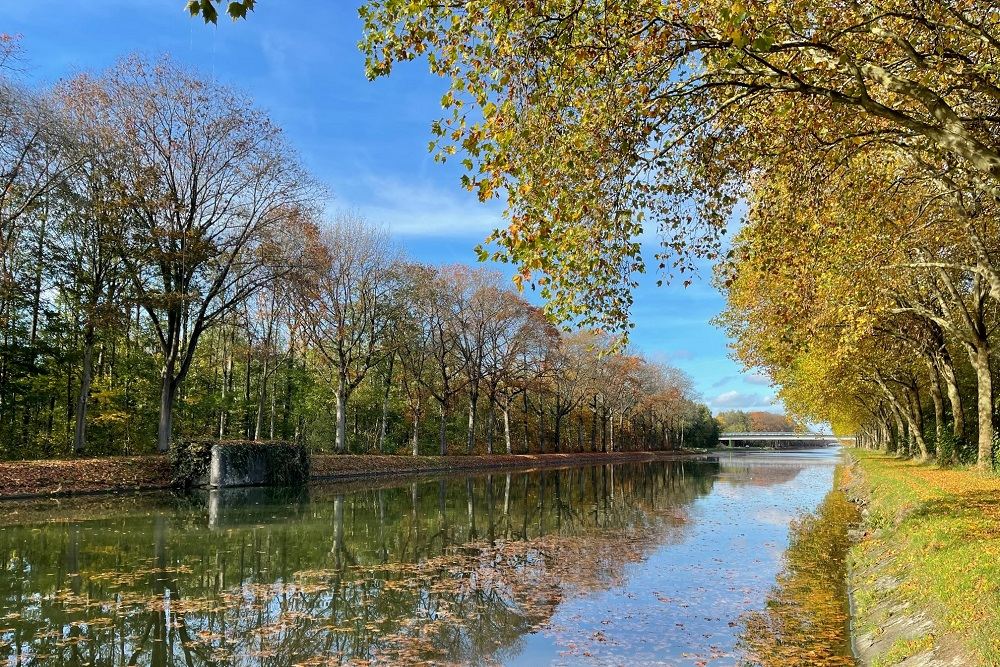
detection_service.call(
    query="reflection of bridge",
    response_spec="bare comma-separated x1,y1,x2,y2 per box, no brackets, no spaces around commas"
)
718,432,850,448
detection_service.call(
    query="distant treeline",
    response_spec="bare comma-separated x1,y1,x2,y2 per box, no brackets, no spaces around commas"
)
0,49,717,459
715,411,795,434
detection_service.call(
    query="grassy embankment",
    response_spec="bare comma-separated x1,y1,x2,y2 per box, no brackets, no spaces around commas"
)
850,449,1000,665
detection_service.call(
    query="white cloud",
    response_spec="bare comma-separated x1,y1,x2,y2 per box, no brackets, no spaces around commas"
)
710,372,771,390
343,175,503,239
709,390,777,410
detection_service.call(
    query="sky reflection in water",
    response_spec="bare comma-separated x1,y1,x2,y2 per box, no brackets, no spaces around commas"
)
0,449,845,666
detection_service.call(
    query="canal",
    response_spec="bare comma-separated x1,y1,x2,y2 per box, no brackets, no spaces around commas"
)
0,449,853,665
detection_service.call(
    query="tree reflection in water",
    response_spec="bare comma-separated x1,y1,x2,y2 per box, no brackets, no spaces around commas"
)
0,461,717,666
738,479,859,667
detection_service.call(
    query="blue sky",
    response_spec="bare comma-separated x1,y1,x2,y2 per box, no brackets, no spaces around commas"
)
3,0,779,413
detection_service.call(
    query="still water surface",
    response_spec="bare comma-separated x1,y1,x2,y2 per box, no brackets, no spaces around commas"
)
0,449,848,666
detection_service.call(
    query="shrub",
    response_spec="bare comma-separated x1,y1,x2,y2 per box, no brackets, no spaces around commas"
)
169,439,214,487
936,427,958,467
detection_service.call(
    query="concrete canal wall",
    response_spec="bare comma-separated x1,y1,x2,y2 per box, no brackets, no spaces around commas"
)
207,442,310,488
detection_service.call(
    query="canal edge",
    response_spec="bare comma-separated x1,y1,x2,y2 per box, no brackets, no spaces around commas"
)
842,452,972,667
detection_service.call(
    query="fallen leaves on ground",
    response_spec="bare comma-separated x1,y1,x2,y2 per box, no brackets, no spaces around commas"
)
0,455,172,498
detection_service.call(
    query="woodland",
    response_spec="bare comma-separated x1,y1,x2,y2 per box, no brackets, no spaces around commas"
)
0,42,716,460
13,0,1000,470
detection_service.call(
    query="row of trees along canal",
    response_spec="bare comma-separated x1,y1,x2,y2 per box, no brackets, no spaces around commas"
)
0,48,717,459
304,1,1000,470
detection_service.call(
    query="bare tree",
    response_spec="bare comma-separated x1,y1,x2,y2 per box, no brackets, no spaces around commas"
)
449,267,505,453
296,212,398,453
602,353,646,452
486,300,550,454
56,123,126,453
547,331,598,452
420,266,468,455
0,80,79,293
393,263,437,455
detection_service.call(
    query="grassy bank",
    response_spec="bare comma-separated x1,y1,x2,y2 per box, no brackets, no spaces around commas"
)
849,450,1000,665
0,449,704,499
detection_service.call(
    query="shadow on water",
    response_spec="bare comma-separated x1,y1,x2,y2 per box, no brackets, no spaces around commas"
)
0,460,722,666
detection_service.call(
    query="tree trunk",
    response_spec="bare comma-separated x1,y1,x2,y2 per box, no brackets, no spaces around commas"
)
439,402,448,456
554,412,562,453
269,381,276,440
73,324,96,454
21,218,46,449
537,403,546,453
891,403,907,455
411,399,421,456
466,388,479,454
927,360,945,449
254,357,269,441
892,406,910,456
157,369,176,453
608,413,615,452
243,347,252,438
378,355,394,454
219,328,233,439
903,382,929,460
933,268,990,467
971,342,994,470
601,412,607,452
485,395,495,455
335,375,348,453
282,340,294,439
590,398,598,452
502,404,512,454
936,350,964,441
522,391,530,453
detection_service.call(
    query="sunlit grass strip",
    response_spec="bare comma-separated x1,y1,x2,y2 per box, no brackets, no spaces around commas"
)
851,450,1000,664
871,635,934,667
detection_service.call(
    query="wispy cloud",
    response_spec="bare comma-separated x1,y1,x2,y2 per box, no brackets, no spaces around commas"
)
711,376,733,389
343,174,503,239
709,390,777,410
710,372,771,389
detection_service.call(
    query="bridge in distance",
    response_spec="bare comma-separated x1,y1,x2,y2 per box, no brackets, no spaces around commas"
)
718,432,854,448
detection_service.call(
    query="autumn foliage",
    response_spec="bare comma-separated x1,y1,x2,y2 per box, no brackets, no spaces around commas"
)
0,48,717,463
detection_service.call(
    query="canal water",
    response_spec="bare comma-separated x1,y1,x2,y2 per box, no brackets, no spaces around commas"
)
0,448,853,666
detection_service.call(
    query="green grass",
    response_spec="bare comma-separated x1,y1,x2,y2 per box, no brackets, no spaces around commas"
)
871,635,935,667
851,450,1000,665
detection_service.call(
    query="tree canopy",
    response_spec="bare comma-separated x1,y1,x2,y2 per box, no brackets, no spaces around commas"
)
352,0,1000,338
